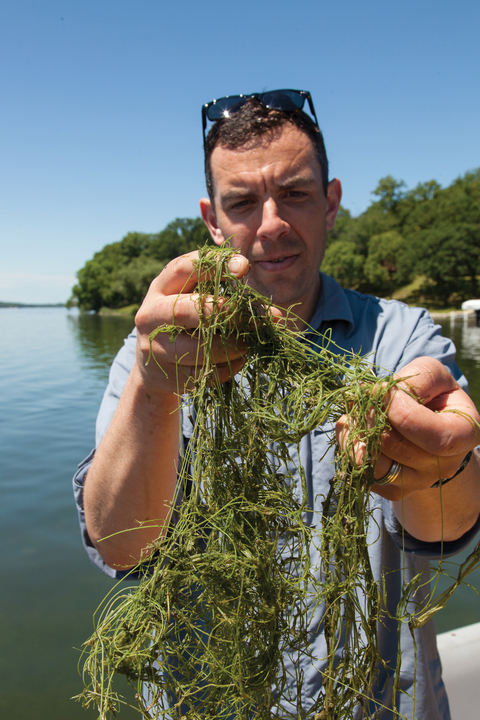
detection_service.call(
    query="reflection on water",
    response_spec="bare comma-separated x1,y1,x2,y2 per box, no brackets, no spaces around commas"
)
438,314,480,407
67,311,134,380
453,318,480,363
0,307,138,720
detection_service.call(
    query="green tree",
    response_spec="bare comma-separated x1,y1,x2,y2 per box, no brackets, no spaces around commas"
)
327,189,399,258
326,205,353,247
70,218,212,311
112,256,166,307
364,231,414,297
325,172,479,302
322,241,365,289
408,170,480,304
371,176,406,214
71,243,124,312
148,218,211,261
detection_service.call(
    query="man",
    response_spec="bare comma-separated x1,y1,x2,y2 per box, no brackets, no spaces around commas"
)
74,90,480,718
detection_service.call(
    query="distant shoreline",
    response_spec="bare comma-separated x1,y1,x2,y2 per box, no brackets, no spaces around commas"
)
1,301,474,319
0,301,66,308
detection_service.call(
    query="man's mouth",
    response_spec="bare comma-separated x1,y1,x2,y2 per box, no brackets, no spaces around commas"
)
255,254,298,271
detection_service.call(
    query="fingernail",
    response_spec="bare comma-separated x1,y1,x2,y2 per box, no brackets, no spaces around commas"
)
228,256,243,273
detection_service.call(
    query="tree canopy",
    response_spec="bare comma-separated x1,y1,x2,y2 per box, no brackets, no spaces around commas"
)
323,168,480,306
69,218,212,312
69,169,480,312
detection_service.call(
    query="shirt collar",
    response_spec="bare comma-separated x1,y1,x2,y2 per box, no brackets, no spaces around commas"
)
307,272,354,334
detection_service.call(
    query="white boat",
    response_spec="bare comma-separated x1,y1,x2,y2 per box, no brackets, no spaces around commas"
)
437,622,480,718
461,300,480,312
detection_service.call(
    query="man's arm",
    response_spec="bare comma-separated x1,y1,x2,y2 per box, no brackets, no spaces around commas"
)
83,251,249,570
389,449,480,543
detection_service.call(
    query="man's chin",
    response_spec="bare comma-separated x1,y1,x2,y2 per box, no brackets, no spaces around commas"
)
247,279,307,309
244,271,320,322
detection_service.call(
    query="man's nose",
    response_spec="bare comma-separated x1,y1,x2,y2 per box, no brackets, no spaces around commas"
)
257,199,290,241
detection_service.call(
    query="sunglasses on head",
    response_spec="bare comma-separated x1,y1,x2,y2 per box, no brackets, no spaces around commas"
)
202,89,319,144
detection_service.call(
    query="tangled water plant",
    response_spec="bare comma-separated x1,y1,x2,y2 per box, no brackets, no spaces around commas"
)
78,245,480,720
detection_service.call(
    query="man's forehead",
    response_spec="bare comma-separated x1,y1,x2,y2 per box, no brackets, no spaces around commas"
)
212,124,314,158
210,125,320,187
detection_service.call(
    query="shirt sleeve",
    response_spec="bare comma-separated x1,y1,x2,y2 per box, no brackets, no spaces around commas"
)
72,328,139,578
73,449,137,579
95,328,138,447
73,327,195,579
391,308,467,389
382,497,480,558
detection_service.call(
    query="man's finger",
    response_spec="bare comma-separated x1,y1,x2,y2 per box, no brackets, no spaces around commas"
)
149,328,246,366
152,251,250,297
387,358,480,456
180,357,246,390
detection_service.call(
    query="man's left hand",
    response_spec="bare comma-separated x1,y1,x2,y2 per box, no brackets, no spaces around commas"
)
368,357,479,497
336,357,480,542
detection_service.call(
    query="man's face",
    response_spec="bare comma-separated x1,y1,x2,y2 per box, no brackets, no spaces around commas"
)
200,124,341,323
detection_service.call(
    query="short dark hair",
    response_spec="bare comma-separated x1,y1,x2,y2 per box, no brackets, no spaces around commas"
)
204,99,329,205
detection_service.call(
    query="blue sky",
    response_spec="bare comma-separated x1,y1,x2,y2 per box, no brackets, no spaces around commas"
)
1,0,479,304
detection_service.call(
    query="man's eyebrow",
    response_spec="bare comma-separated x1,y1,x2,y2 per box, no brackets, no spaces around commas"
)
219,189,253,203
220,176,316,202
276,175,317,190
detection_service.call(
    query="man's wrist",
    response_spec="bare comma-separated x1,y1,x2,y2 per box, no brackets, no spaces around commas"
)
129,361,181,414
430,450,474,489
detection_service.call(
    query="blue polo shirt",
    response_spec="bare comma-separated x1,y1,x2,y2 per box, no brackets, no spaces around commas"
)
73,273,480,720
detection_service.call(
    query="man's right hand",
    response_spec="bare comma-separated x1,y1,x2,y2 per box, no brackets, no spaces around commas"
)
83,249,250,570
134,250,251,394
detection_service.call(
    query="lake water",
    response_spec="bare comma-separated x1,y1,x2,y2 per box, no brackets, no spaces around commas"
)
1,307,479,719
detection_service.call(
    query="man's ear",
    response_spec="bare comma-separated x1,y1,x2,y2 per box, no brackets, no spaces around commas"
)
325,179,343,231
200,198,225,247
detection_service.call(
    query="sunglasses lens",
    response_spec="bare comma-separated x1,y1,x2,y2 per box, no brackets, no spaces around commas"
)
207,96,249,121
262,90,305,112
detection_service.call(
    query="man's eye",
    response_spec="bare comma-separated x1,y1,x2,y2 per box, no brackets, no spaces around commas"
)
231,199,251,209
